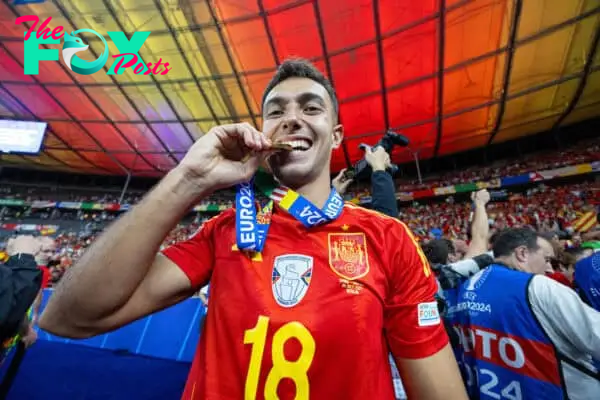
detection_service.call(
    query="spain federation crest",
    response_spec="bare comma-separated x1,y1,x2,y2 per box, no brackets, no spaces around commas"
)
272,254,313,308
328,233,370,280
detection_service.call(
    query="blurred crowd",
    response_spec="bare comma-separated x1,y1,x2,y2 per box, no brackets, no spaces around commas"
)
0,220,207,287
1,138,599,290
1,178,597,289
393,137,599,192
1,138,598,209
405,181,600,241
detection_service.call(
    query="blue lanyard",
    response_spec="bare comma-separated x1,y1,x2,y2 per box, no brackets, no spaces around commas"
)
235,179,344,252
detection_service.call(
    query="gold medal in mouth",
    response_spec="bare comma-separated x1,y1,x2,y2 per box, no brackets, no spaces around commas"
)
241,141,293,163
270,142,293,151
241,122,292,162
270,122,294,151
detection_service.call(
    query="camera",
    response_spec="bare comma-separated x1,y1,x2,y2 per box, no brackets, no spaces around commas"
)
345,130,409,181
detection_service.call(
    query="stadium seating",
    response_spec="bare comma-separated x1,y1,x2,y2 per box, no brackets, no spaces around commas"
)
1,141,598,285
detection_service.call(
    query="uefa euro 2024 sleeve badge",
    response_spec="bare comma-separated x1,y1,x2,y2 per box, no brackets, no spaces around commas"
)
328,233,370,280
272,254,314,308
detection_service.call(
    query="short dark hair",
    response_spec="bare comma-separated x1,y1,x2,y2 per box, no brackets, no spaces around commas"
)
539,231,558,241
442,238,456,255
492,228,541,258
262,58,339,121
422,239,453,265
566,246,593,260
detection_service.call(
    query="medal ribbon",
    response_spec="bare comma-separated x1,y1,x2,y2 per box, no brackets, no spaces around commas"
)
235,172,344,253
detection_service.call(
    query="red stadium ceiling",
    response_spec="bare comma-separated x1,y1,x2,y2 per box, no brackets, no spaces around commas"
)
0,0,599,176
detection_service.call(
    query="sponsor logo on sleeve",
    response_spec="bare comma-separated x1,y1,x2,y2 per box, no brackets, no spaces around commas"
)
418,302,441,327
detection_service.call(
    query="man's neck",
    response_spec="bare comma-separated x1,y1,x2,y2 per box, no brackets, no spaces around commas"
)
289,173,332,209
495,257,523,272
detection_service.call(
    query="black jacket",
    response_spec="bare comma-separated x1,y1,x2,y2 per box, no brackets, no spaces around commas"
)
370,170,398,218
0,254,42,343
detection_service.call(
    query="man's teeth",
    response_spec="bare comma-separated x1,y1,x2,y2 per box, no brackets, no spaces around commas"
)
280,140,311,150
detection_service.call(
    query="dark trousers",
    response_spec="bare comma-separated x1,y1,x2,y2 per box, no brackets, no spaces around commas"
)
0,342,26,399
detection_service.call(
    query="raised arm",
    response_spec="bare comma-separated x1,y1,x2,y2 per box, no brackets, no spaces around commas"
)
39,123,273,338
465,189,490,259
39,169,204,338
366,146,398,218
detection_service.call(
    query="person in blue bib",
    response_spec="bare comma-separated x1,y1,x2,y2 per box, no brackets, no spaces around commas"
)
446,228,600,400
573,252,600,372
574,252,600,311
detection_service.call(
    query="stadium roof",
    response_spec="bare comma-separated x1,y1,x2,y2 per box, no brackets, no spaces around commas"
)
0,0,599,177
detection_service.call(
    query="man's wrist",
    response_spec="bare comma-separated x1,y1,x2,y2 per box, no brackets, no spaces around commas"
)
371,165,387,172
156,167,210,209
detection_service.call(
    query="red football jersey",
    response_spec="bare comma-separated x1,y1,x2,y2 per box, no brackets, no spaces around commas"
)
162,203,448,400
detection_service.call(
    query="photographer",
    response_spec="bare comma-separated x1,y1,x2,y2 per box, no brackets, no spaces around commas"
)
332,146,398,218
447,228,600,399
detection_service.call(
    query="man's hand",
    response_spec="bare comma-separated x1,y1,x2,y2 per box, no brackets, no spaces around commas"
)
364,146,391,172
6,235,42,257
471,189,491,205
466,189,491,259
176,122,279,196
21,325,38,348
332,168,353,195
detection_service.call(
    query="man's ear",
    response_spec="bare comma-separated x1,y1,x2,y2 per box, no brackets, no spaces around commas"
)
515,245,528,263
332,124,344,149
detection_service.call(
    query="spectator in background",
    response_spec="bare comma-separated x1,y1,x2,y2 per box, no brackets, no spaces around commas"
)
429,190,494,282
568,245,595,262
0,235,46,398
463,189,492,260
546,239,574,287
36,237,55,290
26,236,57,328
422,238,458,268
2,235,47,353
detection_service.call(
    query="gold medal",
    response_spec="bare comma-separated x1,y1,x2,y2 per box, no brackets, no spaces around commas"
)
270,142,293,151
241,122,291,162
